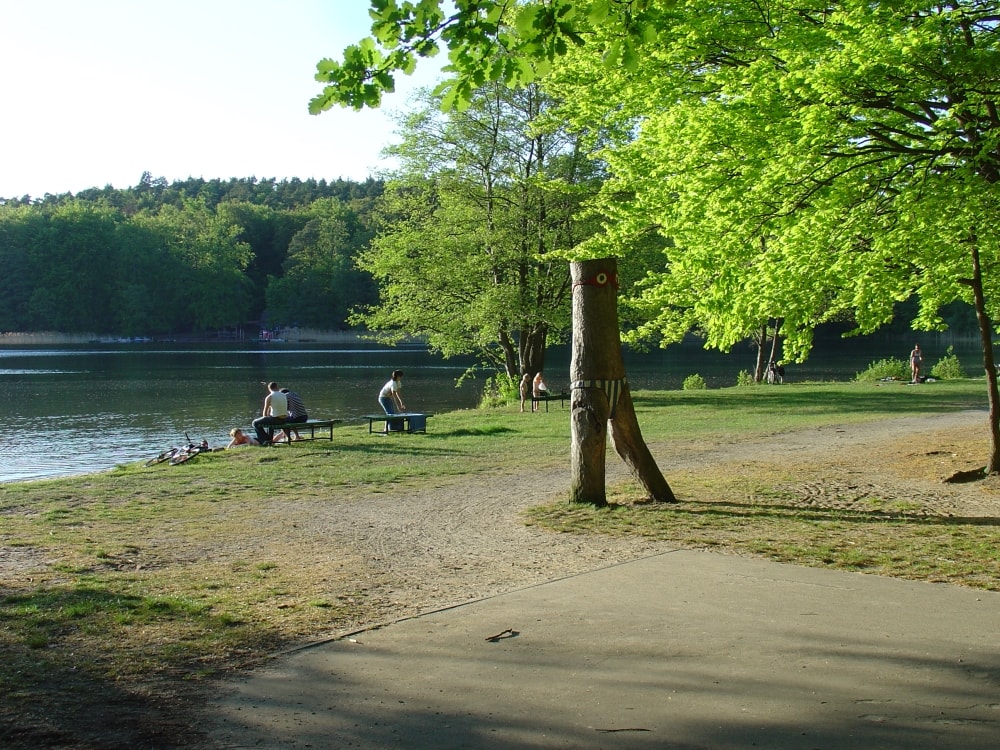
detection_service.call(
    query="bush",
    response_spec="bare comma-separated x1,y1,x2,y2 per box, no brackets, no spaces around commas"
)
736,370,756,387
855,357,909,382
479,374,519,408
683,373,707,390
930,346,967,379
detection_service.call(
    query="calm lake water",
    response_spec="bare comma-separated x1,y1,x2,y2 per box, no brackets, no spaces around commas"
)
0,338,984,483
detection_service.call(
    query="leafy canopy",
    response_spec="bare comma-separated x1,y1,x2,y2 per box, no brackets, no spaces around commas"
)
316,0,1000,363
543,1,1000,358
310,0,618,112
353,83,597,375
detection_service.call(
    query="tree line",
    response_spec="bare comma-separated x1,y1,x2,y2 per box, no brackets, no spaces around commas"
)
0,175,383,335
0,110,980,372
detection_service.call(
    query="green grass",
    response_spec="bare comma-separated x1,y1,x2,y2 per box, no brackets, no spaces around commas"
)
629,377,984,439
526,497,1000,588
522,378,998,591
0,377,992,741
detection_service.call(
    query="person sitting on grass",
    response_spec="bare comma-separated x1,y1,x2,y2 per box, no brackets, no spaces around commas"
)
226,428,258,448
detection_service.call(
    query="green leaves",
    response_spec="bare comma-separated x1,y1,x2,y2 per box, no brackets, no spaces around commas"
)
354,83,594,373
310,35,397,112
588,0,611,25
536,0,1000,362
313,0,1000,369
312,0,594,113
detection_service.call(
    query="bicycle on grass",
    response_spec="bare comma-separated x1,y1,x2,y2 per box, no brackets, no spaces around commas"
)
145,434,211,466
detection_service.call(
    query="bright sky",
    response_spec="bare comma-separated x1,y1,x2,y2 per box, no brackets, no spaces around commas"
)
0,0,443,199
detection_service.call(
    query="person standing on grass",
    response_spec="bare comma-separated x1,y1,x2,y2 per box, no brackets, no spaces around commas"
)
532,372,548,412
379,370,406,415
910,344,923,383
252,381,288,445
378,370,407,433
520,372,532,412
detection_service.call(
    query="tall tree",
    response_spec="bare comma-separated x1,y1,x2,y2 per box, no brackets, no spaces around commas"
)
22,202,122,332
0,205,44,331
318,0,1000,475
355,82,595,378
547,0,1000,469
115,217,188,335
316,3,677,504
215,201,305,321
571,257,675,503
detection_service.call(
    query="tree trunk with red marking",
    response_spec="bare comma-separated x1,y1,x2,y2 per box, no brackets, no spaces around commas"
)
569,258,676,505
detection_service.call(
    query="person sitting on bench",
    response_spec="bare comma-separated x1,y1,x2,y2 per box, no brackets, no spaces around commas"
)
252,381,287,445
277,388,308,442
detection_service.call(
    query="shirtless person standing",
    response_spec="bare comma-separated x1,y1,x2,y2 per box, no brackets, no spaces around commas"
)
910,344,923,384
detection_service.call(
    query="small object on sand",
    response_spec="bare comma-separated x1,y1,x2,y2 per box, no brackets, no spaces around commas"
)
485,628,517,642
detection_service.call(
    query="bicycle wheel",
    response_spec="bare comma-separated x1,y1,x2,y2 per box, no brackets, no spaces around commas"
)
169,450,196,465
146,449,177,467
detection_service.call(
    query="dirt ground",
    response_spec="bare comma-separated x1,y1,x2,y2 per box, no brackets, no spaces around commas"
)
4,408,998,748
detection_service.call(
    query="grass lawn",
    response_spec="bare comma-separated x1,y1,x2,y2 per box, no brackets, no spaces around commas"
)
0,377,994,744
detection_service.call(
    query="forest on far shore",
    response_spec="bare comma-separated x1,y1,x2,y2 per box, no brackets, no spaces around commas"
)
0,173,383,337
0,171,982,358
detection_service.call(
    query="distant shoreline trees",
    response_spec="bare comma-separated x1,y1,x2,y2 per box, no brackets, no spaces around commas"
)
0,175,384,336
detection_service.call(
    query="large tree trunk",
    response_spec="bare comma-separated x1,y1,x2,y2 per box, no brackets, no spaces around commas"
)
967,241,1000,473
519,323,547,377
498,330,519,378
769,318,782,366
753,324,767,382
569,258,676,505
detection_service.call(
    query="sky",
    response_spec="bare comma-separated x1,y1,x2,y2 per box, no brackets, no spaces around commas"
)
0,0,444,199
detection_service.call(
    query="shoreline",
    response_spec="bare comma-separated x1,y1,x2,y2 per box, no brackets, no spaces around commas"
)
0,328,376,346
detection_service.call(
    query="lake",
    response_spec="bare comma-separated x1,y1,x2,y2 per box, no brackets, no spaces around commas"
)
0,337,983,483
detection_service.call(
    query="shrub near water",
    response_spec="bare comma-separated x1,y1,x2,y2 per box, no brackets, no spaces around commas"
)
857,348,968,382
930,346,967,379
682,373,707,390
855,357,910,382
479,374,519,408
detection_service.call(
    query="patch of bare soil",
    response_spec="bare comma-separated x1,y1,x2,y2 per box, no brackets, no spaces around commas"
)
3,410,996,749
682,410,1000,520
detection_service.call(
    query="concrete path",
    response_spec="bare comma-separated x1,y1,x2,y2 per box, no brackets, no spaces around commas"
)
208,549,1000,749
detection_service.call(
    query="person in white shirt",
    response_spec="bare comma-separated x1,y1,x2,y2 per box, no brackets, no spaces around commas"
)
252,381,288,445
378,370,406,414
378,370,407,432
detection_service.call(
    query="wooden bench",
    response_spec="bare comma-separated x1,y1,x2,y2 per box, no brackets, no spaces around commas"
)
531,391,568,411
265,419,342,444
364,413,433,434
